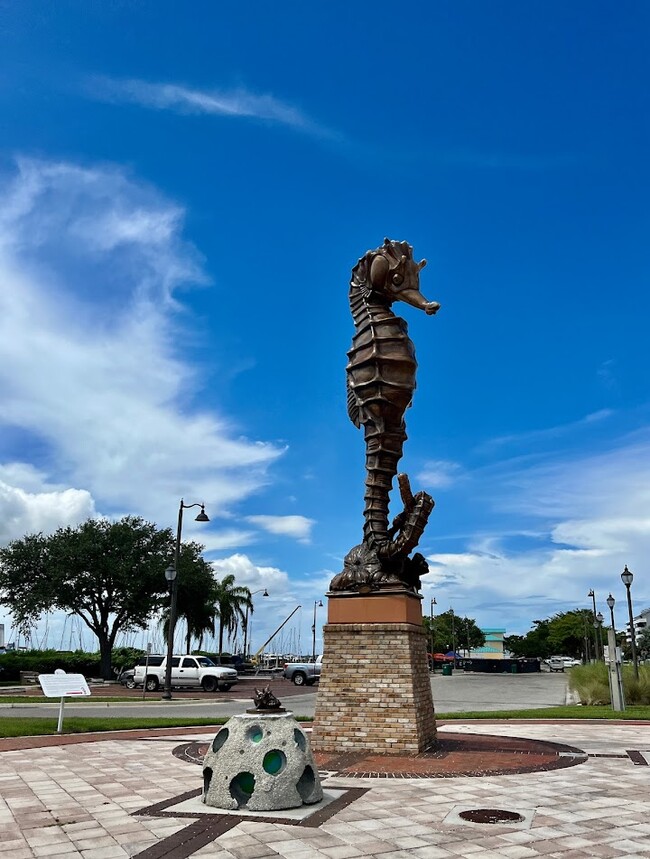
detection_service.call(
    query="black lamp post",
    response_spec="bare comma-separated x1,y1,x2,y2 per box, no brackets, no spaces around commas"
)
162,499,209,700
588,589,601,661
594,611,604,660
621,565,639,679
450,608,456,657
429,597,437,659
312,599,323,663
242,588,269,659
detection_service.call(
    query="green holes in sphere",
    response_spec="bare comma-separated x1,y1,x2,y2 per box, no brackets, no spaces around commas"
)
212,728,229,752
297,765,315,801
263,749,286,775
229,771,255,808
247,725,263,744
293,728,306,751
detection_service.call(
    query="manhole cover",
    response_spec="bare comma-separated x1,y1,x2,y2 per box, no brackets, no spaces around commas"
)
459,808,525,825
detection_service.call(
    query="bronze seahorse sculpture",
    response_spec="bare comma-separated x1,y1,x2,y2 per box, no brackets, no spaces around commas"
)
330,239,440,593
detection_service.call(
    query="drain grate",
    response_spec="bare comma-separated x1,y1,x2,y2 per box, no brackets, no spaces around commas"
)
459,808,525,825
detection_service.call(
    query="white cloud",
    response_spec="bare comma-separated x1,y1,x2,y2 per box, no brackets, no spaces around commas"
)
89,77,336,140
201,529,257,552
418,459,463,489
481,408,615,452
0,158,283,542
209,553,329,656
0,467,96,544
210,553,291,593
422,433,650,633
245,514,315,543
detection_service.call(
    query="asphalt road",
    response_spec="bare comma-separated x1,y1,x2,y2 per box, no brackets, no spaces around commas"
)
0,672,569,720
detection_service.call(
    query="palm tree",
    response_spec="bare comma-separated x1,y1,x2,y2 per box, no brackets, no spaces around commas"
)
214,574,252,662
161,542,219,653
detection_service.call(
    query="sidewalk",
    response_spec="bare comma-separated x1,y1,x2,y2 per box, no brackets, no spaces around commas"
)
0,720,648,858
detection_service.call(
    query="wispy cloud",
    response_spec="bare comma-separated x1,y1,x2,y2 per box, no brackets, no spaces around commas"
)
597,359,617,391
480,408,615,451
0,157,283,541
422,431,650,631
418,459,464,489
88,76,338,140
246,514,315,544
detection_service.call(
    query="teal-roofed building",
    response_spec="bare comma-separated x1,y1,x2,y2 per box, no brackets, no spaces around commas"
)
472,629,505,659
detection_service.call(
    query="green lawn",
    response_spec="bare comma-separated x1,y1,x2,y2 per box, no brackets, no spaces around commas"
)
0,695,201,704
0,706,648,737
437,705,650,720
0,717,229,737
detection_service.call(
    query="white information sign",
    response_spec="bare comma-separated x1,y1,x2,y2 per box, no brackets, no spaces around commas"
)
38,672,91,698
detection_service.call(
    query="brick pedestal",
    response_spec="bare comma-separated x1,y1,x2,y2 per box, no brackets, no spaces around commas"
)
311,592,437,754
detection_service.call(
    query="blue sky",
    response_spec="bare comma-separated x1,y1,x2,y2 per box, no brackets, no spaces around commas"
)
0,1,648,654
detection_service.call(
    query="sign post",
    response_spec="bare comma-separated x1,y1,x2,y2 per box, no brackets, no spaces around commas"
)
142,642,152,701
605,628,625,712
38,670,91,734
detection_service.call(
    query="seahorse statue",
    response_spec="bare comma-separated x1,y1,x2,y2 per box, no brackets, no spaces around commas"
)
330,238,440,592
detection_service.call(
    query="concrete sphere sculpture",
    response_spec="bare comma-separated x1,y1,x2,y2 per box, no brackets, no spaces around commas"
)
202,713,323,811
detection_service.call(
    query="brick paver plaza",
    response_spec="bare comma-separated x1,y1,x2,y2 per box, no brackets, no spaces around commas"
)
0,720,648,858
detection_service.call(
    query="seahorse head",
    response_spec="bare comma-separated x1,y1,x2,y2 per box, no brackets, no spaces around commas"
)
352,238,440,315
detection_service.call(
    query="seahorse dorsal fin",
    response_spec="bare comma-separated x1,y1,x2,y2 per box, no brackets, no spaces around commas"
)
346,376,361,429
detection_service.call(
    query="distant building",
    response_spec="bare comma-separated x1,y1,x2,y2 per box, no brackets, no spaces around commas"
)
471,629,505,659
629,607,650,642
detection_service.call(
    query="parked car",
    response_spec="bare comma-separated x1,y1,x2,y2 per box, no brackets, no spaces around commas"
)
546,656,580,672
282,655,322,686
118,668,136,689
133,655,238,692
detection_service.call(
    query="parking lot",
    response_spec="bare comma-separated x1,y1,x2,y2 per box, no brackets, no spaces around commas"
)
0,669,570,720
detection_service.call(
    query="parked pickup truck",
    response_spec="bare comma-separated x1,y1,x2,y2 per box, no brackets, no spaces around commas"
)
133,655,239,693
282,655,322,686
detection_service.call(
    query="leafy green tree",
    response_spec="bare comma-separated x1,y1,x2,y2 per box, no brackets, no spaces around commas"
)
161,542,219,652
213,574,252,661
0,517,172,678
506,611,595,660
547,610,592,659
505,619,553,659
423,610,485,654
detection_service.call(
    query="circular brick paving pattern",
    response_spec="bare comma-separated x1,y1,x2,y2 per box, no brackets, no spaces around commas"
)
175,731,587,778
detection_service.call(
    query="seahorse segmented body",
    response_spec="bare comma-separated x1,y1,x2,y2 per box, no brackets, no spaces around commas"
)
345,238,440,560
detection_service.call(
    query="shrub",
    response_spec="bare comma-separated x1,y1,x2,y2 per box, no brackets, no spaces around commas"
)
0,648,144,682
621,665,650,705
569,661,650,705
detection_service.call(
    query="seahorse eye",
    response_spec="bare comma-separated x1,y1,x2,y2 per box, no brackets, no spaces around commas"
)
392,273,404,286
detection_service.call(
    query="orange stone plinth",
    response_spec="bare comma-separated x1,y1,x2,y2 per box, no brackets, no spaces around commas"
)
327,590,424,625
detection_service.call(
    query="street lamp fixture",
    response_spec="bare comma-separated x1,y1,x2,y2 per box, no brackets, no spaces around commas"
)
588,589,601,661
429,597,437,663
312,599,323,664
162,499,210,700
621,565,639,679
606,593,616,637
242,588,270,659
